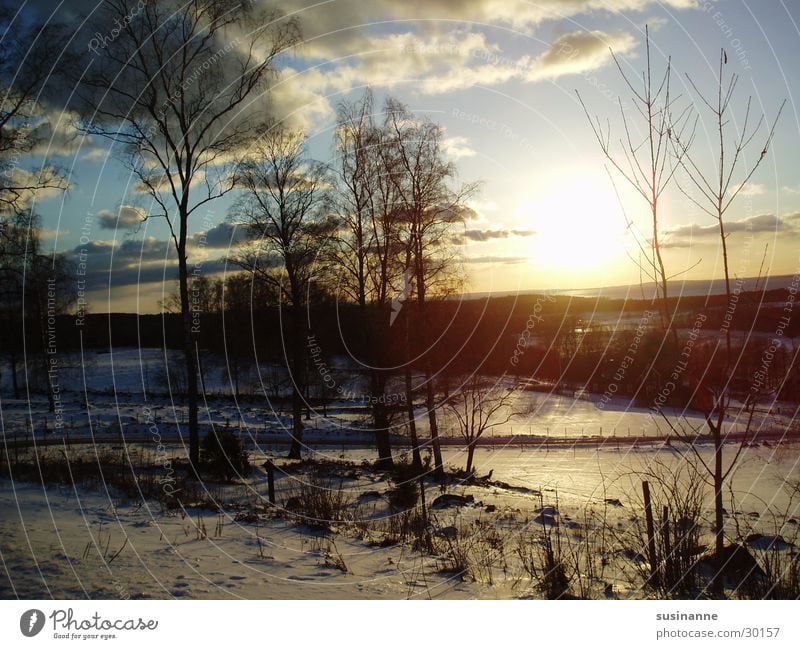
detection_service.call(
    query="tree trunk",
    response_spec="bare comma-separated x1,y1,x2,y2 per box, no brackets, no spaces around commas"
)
711,423,725,596
178,249,200,470
403,311,422,469
10,351,19,398
425,370,444,480
414,261,443,479
287,301,304,459
404,364,422,469
466,442,476,475
372,365,393,468
288,385,303,459
373,399,393,469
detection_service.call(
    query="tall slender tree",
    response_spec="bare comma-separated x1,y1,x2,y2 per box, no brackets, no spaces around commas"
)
235,128,335,459
0,10,68,216
667,49,784,595
333,90,402,468
578,26,694,344
383,97,475,479
72,0,299,469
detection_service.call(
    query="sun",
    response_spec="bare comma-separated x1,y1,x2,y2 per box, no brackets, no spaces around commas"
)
516,169,630,281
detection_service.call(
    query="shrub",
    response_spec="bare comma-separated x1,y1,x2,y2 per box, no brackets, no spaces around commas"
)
201,428,249,481
284,472,353,529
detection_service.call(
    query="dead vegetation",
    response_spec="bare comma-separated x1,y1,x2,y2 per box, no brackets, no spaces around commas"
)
3,447,798,599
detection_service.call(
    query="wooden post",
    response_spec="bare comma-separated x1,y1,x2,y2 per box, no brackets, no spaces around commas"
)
662,505,673,591
418,476,427,525
266,460,275,504
642,481,659,588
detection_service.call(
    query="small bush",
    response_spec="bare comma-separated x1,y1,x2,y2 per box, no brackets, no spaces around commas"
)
201,429,249,481
387,460,421,510
284,472,353,529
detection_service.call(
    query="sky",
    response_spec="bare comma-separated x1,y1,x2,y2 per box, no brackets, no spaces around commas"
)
9,0,800,313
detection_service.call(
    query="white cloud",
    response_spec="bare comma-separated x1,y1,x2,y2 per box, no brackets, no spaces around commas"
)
97,205,147,230
1,167,69,209
731,182,767,197
277,26,640,107
80,147,109,162
442,135,476,160
525,30,637,81
280,0,696,52
28,109,92,159
268,67,335,130
663,213,796,248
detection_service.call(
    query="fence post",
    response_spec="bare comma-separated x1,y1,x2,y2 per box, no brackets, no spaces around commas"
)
266,460,275,504
662,505,673,590
419,476,428,525
642,480,659,588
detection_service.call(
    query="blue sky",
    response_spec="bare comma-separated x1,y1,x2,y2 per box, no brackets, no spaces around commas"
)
13,0,800,312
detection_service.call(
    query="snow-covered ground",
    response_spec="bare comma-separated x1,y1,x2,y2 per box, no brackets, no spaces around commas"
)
1,443,798,599
2,348,797,448
2,348,799,599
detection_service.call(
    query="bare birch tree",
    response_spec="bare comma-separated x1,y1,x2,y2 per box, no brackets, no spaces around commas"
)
383,97,476,479
234,128,335,459
578,26,694,343
0,10,69,216
445,376,519,474
664,49,784,594
333,89,403,468
72,0,298,468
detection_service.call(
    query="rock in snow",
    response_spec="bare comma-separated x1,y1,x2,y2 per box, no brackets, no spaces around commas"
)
431,494,474,509
745,533,796,551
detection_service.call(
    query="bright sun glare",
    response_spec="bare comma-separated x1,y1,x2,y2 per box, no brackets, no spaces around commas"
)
516,170,629,281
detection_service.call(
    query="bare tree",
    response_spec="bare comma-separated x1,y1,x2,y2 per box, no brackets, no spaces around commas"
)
234,128,335,459
444,375,519,474
0,10,69,216
383,97,476,479
578,26,694,342
333,89,404,468
0,211,75,408
72,0,299,468
664,49,784,594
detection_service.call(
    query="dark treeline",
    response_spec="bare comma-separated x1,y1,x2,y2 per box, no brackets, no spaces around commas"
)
9,284,796,405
